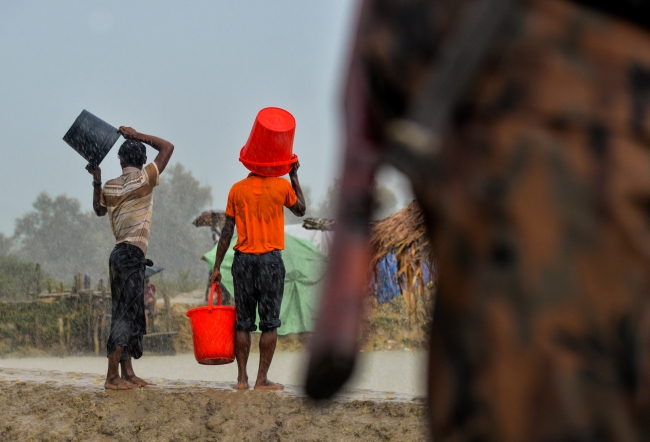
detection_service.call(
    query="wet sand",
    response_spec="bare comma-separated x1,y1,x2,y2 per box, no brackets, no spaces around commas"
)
0,351,426,396
0,367,427,441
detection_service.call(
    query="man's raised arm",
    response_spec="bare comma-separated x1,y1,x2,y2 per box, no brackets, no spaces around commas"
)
119,126,174,174
288,162,306,217
87,166,107,217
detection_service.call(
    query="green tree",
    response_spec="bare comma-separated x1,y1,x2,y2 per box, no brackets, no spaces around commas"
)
0,233,12,257
147,163,213,280
0,255,42,300
13,193,114,281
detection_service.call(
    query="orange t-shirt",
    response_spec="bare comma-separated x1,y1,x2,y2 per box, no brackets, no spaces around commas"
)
225,174,298,254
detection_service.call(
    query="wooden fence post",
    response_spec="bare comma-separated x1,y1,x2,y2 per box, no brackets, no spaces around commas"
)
35,264,41,296
58,317,65,357
93,315,99,356
162,289,174,333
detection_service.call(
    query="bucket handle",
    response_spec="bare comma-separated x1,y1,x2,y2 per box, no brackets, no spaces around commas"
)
208,282,222,309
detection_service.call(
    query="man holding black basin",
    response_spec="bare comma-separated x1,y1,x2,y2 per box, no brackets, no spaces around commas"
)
87,126,174,390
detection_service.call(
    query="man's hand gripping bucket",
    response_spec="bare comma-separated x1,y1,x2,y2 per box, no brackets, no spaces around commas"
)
186,283,237,365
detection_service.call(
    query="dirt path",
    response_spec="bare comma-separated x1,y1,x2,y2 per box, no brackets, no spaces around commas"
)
0,351,427,396
0,367,427,441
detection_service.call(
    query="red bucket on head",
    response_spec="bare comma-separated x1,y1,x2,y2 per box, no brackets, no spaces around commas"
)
186,283,236,365
239,107,298,177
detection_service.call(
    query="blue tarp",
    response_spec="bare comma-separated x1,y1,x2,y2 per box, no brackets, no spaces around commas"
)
370,252,435,303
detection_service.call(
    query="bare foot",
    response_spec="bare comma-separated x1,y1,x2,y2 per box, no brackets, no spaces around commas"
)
233,380,250,390
121,374,150,387
104,377,137,390
254,379,284,390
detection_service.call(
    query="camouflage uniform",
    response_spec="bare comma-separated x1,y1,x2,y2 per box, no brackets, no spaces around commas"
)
358,0,650,440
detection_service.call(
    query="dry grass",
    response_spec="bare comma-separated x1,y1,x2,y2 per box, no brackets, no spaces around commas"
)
361,295,432,351
369,201,434,321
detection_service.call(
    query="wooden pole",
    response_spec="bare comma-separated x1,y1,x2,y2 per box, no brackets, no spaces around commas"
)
91,295,99,356
58,317,65,357
34,316,40,347
86,295,93,352
35,264,41,296
162,289,173,333
66,317,71,349
100,314,106,353
93,314,99,356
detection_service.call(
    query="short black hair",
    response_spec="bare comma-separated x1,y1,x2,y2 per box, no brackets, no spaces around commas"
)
118,140,146,167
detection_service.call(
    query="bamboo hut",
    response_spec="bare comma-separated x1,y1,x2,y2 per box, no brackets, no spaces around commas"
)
304,201,435,320
369,201,434,320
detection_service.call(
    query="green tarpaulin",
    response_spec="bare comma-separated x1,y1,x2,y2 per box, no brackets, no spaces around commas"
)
203,234,327,335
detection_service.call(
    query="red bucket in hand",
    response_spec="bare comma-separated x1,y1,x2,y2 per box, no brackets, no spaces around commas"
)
186,283,237,365
239,107,298,177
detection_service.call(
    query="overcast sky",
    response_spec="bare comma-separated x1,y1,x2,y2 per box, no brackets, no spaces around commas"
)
0,1,413,236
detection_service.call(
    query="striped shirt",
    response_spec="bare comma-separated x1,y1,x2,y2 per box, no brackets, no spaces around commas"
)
100,163,160,254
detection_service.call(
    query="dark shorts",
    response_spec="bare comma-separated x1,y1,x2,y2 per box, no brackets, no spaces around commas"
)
107,243,147,360
232,250,285,332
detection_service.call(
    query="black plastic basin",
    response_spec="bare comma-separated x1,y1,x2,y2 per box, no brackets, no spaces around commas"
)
63,110,120,168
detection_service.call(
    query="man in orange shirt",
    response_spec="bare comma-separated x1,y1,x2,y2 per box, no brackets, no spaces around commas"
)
210,162,305,390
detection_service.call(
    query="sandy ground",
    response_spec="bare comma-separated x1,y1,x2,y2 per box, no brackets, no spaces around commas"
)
0,351,427,396
0,367,427,441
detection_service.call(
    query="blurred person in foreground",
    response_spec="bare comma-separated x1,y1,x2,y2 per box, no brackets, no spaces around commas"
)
306,0,650,439
88,127,174,390
210,161,305,390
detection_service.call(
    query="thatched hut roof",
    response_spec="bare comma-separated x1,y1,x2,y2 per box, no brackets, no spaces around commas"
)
369,201,429,268
369,201,434,318
303,201,434,318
